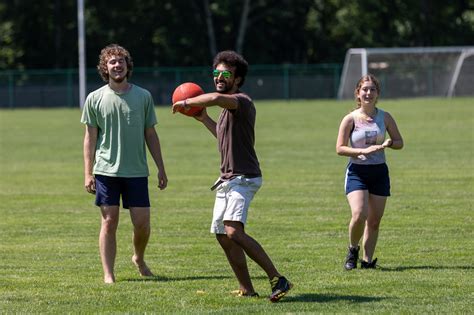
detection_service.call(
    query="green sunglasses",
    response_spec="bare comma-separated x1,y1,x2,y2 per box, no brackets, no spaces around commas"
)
213,69,232,78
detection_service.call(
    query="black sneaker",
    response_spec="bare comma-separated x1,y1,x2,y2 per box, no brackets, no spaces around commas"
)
361,258,378,269
344,246,360,270
269,276,293,302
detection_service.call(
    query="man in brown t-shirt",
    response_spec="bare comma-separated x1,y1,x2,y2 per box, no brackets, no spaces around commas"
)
172,50,292,302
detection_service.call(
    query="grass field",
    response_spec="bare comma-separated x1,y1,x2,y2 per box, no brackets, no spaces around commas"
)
0,98,473,313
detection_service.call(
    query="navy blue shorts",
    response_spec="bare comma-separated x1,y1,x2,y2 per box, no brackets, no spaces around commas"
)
95,175,150,209
345,163,391,196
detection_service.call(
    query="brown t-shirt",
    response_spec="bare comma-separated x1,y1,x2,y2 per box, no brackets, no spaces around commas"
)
217,92,261,180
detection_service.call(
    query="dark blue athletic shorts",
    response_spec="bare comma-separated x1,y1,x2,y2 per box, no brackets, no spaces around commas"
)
95,175,150,209
344,163,391,196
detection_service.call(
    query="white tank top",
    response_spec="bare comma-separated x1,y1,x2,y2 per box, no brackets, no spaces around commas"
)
349,108,386,165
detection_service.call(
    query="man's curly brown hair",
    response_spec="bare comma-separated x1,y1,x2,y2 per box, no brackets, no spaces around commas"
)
97,44,133,82
212,50,248,88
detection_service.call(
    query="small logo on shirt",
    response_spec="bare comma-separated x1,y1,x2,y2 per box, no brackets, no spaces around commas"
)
365,131,378,145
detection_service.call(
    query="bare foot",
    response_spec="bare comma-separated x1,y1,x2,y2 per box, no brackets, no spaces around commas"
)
104,275,115,284
132,255,154,277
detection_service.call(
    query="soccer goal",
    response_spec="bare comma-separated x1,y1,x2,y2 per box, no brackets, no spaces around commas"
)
337,46,474,99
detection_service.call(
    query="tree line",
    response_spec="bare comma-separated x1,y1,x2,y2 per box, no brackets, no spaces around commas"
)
1,0,473,70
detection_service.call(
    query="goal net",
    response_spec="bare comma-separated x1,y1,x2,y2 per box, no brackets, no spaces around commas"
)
337,46,474,99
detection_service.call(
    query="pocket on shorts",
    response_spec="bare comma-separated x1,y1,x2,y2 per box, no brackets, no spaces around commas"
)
215,177,238,193
242,176,262,192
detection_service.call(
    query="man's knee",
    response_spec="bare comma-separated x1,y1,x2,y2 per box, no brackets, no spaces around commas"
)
101,216,119,233
224,224,245,242
133,221,150,233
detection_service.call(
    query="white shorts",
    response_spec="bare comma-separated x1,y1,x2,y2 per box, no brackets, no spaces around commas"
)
210,176,262,234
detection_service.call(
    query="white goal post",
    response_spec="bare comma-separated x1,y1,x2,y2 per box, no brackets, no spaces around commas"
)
337,46,474,99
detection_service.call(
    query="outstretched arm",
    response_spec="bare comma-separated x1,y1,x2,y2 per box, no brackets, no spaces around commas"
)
172,92,239,112
172,92,240,138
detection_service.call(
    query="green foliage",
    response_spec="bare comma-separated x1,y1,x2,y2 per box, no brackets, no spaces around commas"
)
0,20,23,69
0,98,473,313
1,1,473,69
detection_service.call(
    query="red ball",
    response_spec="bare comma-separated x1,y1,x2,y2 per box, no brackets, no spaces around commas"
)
172,82,204,116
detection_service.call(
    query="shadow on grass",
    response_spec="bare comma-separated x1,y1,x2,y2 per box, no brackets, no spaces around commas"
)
125,274,268,282
125,275,235,282
280,293,385,303
379,265,473,272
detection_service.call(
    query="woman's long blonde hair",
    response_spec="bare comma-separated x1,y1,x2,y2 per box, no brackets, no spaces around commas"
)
354,74,380,109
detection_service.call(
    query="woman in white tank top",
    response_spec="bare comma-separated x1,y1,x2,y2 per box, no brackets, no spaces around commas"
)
336,74,404,270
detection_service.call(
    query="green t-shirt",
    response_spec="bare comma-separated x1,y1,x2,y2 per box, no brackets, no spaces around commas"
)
81,84,157,177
